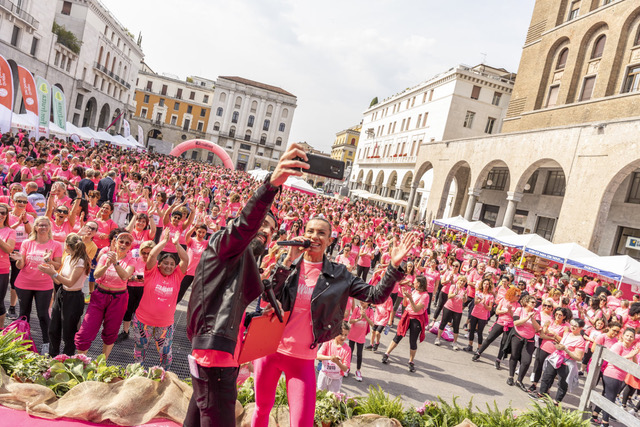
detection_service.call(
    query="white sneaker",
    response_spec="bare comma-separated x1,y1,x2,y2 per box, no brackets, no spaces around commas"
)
41,343,49,355
452,344,459,351
355,370,363,382
434,339,441,346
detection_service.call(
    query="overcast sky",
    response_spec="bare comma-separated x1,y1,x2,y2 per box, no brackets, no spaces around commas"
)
102,0,535,152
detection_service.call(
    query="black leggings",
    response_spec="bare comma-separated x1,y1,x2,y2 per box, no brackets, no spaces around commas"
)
593,375,626,423
391,294,404,321
348,340,364,370
468,315,488,345
426,292,433,316
439,307,463,334
123,286,144,322
9,259,19,289
476,323,511,360
393,318,421,350
356,265,370,281
432,291,448,321
16,287,53,344
48,288,84,357
532,347,552,383
508,335,535,382
539,362,571,402
0,274,9,315
177,275,195,304
622,384,640,411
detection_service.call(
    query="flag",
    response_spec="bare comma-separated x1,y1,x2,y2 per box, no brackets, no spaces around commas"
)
17,66,38,135
105,111,124,131
138,124,144,145
122,118,130,137
35,76,51,138
51,84,66,131
0,55,13,134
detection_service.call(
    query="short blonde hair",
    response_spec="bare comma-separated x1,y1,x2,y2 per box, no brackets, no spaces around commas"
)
29,216,53,241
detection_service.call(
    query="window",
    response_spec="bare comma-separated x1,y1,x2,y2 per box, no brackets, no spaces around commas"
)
75,94,83,110
231,111,239,123
483,168,508,191
591,35,606,59
463,111,475,128
229,127,236,137
219,92,226,102
216,107,223,116
579,76,596,101
203,95,209,103
471,85,481,100
623,65,640,93
485,117,496,134
260,134,267,144
543,170,566,196
176,88,182,99
524,171,538,194
492,92,502,106
141,95,149,104
417,114,422,128
156,113,162,122
278,122,285,132
190,91,195,100
10,26,20,47
251,101,258,113
55,52,60,66
276,137,282,146
61,1,72,15
140,108,147,118
614,226,640,260
626,172,640,204
200,109,206,117
535,216,556,240
174,102,180,110
161,85,167,96
247,115,255,127
240,143,251,151
263,119,270,131
170,115,177,125
159,99,165,107
213,122,220,131
429,90,434,101
197,121,204,131
635,26,640,46
244,132,251,141
266,105,273,117
406,117,411,129
568,1,580,20
146,81,153,91
479,204,500,227
30,38,39,56
556,48,569,70
422,113,428,127
66,58,72,72
546,85,560,107
60,57,67,70
234,96,242,109
185,105,192,114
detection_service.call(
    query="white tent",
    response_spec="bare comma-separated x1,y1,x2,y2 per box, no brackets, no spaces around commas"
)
125,134,144,148
283,177,320,195
350,189,375,200
66,123,94,141
247,168,270,182
112,134,135,148
469,226,518,244
95,130,115,142
49,122,69,137
568,255,640,286
80,127,100,139
498,233,551,250
524,242,597,268
432,215,472,232
11,113,37,131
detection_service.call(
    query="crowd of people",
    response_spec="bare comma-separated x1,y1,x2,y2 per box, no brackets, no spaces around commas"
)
1,131,639,427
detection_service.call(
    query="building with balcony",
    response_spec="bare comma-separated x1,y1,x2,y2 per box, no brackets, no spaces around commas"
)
0,0,143,132
130,66,215,160
206,76,296,171
350,64,515,216
330,124,361,168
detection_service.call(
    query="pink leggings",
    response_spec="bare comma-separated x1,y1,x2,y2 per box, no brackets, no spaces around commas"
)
251,352,316,427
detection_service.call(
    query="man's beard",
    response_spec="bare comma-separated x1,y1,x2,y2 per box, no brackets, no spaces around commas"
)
249,233,268,258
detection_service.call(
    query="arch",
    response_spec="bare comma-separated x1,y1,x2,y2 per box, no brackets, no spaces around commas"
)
473,159,510,190
566,22,608,103
104,52,110,68
281,108,289,118
386,170,398,188
219,92,226,102
375,170,385,195
97,103,110,129
364,170,374,191
591,34,606,59
440,160,471,219
356,169,364,184
535,36,571,109
556,48,569,70
82,97,97,127
111,57,116,73
607,6,640,96
401,171,413,191
251,100,258,113
512,158,566,193
112,108,122,131
235,96,242,108
169,140,234,169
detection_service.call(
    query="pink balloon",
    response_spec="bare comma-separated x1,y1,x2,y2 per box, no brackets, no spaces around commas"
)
169,139,235,170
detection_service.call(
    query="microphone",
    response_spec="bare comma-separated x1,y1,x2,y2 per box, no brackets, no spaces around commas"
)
277,239,311,248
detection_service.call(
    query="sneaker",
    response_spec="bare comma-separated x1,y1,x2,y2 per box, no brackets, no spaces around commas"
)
345,369,350,378
41,343,49,355
373,343,379,352
382,354,389,364
515,380,528,392
472,353,480,362
528,384,537,393
364,344,374,351
355,370,362,382
434,338,441,346
115,331,129,344
463,345,473,352
495,360,501,370
7,306,17,320
408,362,416,373
578,371,585,376
452,344,459,351
506,377,514,386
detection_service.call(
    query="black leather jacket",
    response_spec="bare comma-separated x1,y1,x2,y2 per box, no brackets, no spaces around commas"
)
270,256,404,349
187,181,279,354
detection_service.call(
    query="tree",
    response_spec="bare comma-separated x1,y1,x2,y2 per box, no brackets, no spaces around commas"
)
369,97,379,107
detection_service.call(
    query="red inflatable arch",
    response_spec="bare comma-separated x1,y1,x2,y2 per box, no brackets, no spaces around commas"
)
169,139,235,170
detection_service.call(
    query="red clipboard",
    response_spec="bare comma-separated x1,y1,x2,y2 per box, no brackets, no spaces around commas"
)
238,311,291,364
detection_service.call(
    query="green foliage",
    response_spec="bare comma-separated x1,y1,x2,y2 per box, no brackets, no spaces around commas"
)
401,407,425,427
274,377,288,407
355,385,405,420
472,401,521,427
419,397,475,426
237,376,255,406
0,330,36,375
52,21,82,54
519,397,590,427
369,97,379,107
314,390,341,426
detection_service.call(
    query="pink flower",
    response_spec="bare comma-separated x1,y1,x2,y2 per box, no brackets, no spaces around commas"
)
43,369,51,380
72,354,92,365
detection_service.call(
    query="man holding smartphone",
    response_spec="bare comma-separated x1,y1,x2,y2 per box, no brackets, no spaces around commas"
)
184,143,309,427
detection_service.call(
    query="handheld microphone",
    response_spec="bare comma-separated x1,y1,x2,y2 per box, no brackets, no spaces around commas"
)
277,239,311,248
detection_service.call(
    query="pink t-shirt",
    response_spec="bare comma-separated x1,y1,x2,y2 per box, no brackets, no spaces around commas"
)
405,290,429,316
347,305,373,344
0,227,17,274
561,332,586,354
136,265,186,327
540,322,568,354
514,307,537,339
8,213,33,250
131,229,152,250
357,246,373,268
95,252,134,290
603,342,637,381
277,260,322,360
497,299,520,327
15,239,63,291
51,220,71,244
444,284,466,313
424,269,440,294
373,298,393,326
470,292,494,320
128,257,146,288
94,218,117,249
318,339,351,379
186,239,207,276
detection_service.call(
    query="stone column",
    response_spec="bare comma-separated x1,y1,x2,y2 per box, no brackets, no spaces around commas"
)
406,183,418,224
463,188,480,221
396,189,405,221
501,191,523,229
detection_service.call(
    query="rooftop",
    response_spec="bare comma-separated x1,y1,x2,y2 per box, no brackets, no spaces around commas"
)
219,76,296,98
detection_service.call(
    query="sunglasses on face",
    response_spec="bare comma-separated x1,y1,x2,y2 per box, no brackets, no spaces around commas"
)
543,304,553,308
86,226,98,232
117,240,132,246
57,210,69,214
15,200,27,204
140,251,151,256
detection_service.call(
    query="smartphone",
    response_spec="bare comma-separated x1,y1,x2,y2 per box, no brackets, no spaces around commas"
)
136,274,143,280
295,153,345,180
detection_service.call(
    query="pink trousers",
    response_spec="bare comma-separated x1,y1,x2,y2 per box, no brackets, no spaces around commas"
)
251,352,316,427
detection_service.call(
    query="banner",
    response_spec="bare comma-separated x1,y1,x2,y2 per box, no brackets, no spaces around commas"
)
51,84,66,131
35,76,51,138
122,118,130,137
137,124,144,145
105,111,123,131
0,55,13,134
17,65,38,135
